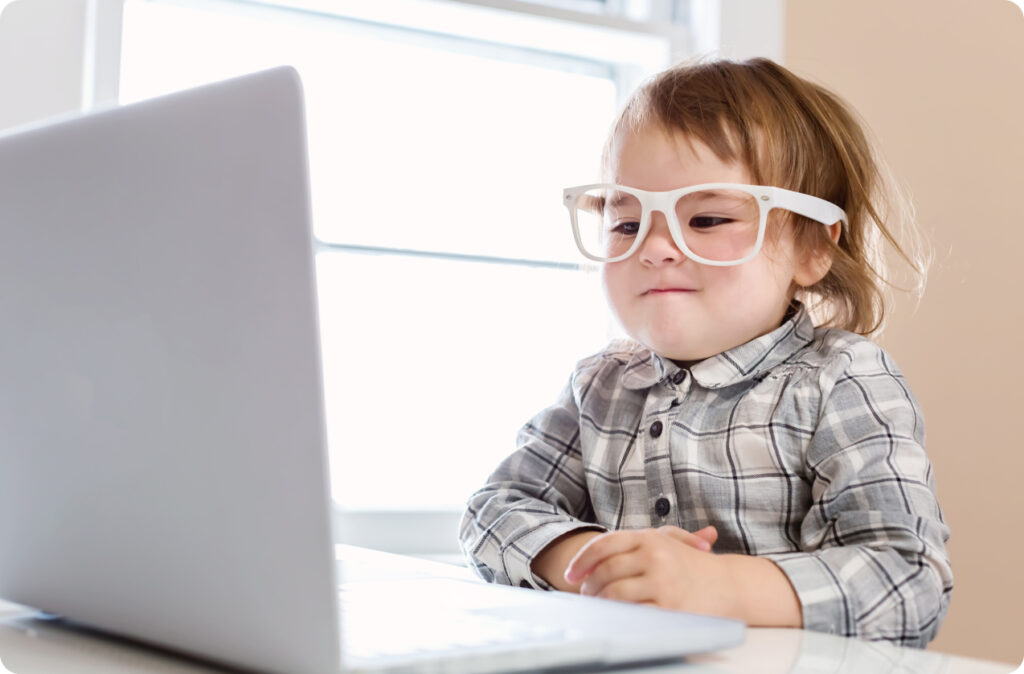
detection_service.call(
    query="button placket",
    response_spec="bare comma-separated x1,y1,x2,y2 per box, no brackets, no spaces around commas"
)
641,384,678,526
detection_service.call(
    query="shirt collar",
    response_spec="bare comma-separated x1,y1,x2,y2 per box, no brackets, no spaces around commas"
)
620,303,816,391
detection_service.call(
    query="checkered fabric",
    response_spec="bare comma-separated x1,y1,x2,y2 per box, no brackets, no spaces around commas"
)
459,304,952,647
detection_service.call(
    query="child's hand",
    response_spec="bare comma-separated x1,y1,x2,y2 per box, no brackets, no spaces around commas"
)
532,526,716,593
563,526,737,616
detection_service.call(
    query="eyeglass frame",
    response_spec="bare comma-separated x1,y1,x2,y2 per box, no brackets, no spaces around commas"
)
562,182,848,266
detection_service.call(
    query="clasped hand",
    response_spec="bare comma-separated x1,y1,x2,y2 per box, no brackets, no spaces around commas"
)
563,525,738,617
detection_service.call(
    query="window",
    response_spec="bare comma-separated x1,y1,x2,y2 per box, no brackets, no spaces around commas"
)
115,0,689,556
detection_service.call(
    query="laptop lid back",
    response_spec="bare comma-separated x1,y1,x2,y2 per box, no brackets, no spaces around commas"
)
0,67,340,674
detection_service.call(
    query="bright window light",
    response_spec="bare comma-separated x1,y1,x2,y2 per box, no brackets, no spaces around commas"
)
120,0,629,511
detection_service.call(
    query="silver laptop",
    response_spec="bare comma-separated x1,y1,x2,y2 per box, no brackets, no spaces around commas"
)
0,67,744,674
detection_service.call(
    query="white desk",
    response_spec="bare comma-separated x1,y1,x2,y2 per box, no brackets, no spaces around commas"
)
0,546,1014,674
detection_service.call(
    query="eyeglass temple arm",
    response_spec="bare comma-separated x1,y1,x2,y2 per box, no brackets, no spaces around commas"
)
771,188,848,228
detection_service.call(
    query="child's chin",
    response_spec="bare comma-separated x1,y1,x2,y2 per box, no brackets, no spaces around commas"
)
642,329,751,364
643,338,718,364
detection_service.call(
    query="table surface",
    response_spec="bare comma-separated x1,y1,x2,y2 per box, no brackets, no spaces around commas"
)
0,546,1015,674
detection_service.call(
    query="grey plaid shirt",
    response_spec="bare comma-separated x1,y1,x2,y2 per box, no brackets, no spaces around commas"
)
459,305,952,647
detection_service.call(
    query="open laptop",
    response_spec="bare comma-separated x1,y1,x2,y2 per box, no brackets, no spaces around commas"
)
0,67,745,674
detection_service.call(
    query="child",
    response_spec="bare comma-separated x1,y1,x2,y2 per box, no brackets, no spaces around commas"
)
458,57,952,647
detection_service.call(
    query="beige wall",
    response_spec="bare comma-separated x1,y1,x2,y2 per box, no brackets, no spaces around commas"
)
785,0,1024,665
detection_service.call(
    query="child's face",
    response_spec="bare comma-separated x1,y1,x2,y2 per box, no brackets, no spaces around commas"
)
602,127,815,364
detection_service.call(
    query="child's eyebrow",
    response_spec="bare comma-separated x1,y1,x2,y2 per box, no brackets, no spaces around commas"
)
683,190,752,208
578,192,637,213
607,192,641,210
578,193,605,212
687,189,735,200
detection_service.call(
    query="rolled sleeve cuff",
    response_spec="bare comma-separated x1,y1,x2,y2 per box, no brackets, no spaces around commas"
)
503,520,606,590
763,552,855,637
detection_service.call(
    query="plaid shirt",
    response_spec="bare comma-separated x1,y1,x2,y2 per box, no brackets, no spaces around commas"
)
459,305,953,647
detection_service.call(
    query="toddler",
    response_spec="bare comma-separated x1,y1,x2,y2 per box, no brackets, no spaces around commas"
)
458,57,952,647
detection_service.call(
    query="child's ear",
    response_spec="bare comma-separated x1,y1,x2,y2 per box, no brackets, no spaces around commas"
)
793,221,842,287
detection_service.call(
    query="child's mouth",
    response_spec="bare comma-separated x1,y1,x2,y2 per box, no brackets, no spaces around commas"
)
644,288,695,295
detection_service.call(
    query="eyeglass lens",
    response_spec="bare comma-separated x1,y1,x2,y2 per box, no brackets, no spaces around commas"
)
573,187,761,262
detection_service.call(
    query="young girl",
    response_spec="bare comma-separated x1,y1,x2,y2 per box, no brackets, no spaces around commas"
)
458,58,952,647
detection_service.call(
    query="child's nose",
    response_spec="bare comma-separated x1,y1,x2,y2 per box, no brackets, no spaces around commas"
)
639,213,684,266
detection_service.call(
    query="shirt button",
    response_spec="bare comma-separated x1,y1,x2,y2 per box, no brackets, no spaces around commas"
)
649,421,663,438
655,497,671,517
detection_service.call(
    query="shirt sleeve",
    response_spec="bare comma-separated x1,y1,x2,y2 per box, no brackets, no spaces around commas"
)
764,340,953,647
458,372,606,589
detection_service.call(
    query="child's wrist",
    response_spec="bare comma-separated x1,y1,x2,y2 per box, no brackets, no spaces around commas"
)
714,554,749,622
720,554,803,627
531,529,603,592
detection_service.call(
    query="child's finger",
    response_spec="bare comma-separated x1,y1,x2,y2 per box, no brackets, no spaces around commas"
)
564,530,642,584
577,551,647,598
694,525,718,546
590,575,653,604
656,525,714,551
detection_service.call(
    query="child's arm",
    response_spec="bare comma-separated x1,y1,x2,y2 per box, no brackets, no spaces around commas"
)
759,340,953,645
458,375,606,588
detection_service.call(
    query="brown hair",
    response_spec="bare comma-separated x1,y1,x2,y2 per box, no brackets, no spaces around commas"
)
604,57,929,335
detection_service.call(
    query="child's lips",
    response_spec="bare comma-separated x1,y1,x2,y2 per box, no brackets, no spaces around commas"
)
642,287,696,296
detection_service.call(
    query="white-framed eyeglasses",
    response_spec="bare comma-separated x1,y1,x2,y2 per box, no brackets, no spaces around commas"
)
562,183,848,266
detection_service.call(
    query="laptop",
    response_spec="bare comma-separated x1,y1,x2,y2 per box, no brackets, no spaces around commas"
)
0,67,745,674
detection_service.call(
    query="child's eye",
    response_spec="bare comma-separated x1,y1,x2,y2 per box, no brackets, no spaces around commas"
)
610,221,640,236
689,216,733,230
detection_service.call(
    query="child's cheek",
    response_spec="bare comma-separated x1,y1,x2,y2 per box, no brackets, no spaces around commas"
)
599,262,619,301
600,263,632,319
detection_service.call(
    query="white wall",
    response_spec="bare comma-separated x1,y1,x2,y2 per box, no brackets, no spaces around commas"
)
688,0,785,62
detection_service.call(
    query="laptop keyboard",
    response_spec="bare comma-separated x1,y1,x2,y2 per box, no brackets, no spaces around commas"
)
337,578,595,672
340,596,564,657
